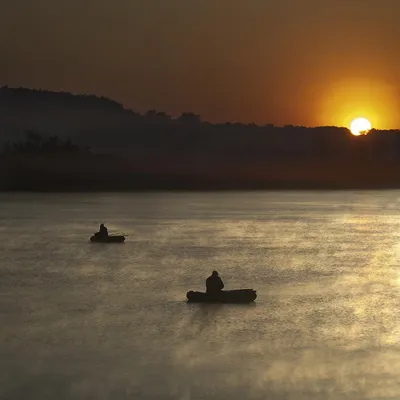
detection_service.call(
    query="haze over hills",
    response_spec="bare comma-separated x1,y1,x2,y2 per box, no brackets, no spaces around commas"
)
0,86,137,152
2,86,400,191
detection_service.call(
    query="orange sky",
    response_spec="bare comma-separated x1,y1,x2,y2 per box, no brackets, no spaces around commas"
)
1,0,400,128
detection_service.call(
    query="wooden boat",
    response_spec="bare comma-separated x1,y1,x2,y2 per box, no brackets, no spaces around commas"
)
186,289,256,303
90,235,125,243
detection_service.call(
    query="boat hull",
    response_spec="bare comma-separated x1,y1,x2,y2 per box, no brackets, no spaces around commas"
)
186,289,256,303
90,235,125,243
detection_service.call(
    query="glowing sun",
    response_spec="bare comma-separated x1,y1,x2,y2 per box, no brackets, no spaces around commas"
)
350,118,372,136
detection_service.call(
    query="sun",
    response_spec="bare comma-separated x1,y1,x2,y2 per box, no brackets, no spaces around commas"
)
350,118,372,136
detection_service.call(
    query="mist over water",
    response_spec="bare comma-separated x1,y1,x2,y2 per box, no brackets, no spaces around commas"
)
2,191,400,399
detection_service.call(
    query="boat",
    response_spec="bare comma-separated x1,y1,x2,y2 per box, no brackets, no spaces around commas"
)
90,235,125,243
186,289,257,303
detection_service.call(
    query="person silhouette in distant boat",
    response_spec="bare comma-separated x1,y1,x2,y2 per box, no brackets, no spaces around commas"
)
206,270,224,295
97,223,108,239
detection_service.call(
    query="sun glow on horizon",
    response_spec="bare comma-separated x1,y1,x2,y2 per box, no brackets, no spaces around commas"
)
350,117,372,135
318,78,398,130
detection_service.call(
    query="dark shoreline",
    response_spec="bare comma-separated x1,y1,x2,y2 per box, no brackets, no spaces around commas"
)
2,185,400,193
3,88,400,194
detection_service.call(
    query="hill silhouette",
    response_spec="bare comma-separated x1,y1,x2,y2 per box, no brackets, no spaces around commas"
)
2,86,400,190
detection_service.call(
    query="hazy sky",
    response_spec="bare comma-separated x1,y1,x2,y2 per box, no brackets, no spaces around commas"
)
2,0,400,128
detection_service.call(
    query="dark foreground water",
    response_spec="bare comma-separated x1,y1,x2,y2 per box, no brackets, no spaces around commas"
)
2,191,400,399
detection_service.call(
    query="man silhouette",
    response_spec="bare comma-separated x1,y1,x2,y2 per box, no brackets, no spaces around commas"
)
99,223,108,239
206,271,224,295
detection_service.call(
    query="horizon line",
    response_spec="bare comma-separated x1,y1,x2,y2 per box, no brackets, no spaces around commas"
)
3,85,400,131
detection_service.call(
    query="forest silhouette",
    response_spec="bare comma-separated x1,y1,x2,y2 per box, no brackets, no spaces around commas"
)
2,86,400,191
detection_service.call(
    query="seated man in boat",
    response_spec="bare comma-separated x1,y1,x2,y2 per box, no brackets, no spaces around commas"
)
95,223,109,239
206,270,224,295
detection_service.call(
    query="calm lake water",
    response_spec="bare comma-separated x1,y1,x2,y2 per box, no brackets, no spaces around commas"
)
2,191,400,399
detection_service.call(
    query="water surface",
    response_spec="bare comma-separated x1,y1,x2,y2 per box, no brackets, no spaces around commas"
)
2,191,400,399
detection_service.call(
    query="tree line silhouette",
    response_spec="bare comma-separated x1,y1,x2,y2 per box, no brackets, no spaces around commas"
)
2,86,400,190
2,131,90,156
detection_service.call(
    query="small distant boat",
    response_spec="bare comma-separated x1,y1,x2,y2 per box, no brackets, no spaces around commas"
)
90,235,125,243
186,289,257,303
